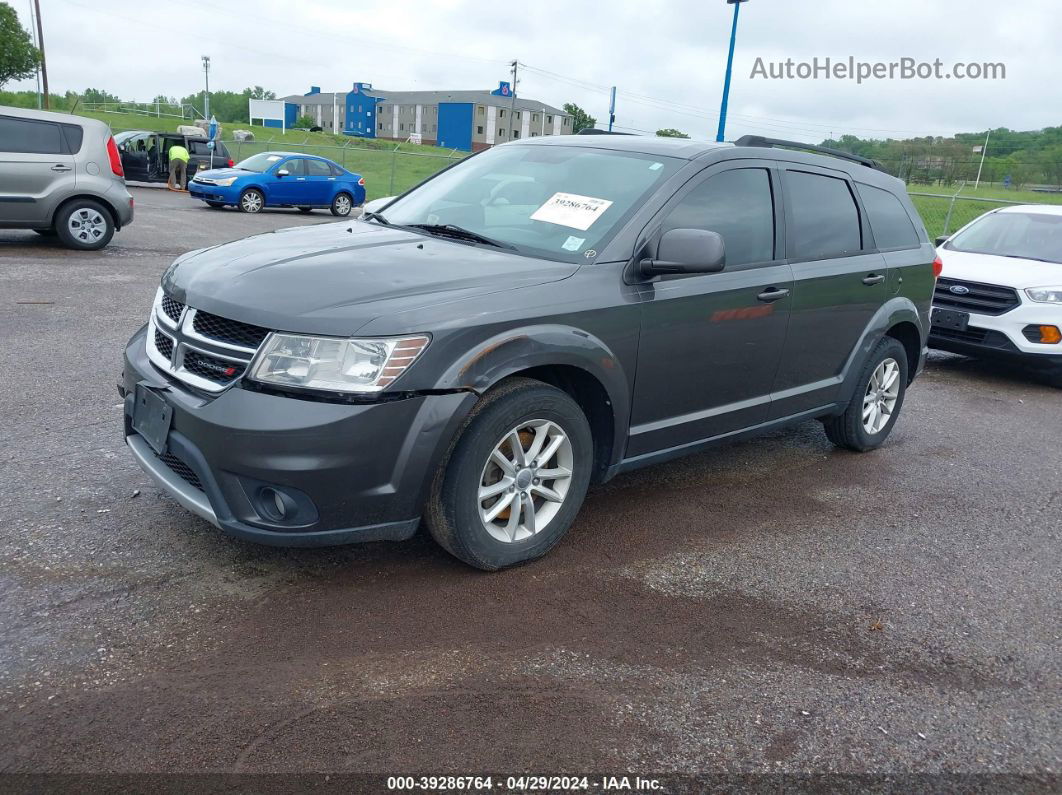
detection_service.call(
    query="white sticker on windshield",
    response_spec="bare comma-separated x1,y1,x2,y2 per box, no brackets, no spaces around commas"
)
649,162,663,170
267,155,282,161
530,192,614,231
562,235,585,251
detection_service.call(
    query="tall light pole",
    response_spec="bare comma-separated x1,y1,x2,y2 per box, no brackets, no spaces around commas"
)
201,55,211,120
715,0,749,143
32,0,48,108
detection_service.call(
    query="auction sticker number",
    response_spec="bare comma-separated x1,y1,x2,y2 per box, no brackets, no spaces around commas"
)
530,193,614,231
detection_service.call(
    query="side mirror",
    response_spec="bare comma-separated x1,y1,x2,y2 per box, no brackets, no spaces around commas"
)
640,228,726,277
934,235,949,247
276,169,290,178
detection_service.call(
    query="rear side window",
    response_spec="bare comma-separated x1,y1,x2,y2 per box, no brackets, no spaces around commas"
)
857,183,920,250
785,170,862,261
305,159,332,177
0,115,64,154
60,124,84,154
188,140,211,155
330,163,344,176
662,168,775,266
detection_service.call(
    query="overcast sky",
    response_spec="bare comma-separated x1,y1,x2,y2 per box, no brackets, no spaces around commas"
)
9,0,1060,143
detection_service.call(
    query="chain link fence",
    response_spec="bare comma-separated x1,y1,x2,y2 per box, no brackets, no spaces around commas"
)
908,183,1062,240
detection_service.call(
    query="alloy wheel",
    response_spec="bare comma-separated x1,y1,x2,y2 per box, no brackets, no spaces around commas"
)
333,194,351,215
863,357,901,434
241,191,263,213
478,419,574,543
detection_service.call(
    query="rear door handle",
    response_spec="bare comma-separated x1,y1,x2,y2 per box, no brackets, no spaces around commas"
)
51,164,72,172
862,273,886,285
757,287,790,303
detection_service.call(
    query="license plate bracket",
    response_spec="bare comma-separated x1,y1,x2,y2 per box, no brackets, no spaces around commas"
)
131,384,172,455
932,307,970,332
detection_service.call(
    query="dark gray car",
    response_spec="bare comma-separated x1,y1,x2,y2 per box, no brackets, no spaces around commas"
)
0,105,134,249
121,134,936,570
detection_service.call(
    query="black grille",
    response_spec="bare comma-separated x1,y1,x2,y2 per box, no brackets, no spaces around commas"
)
193,311,270,348
158,452,204,491
930,326,1014,349
934,278,1021,316
154,328,174,359
161,295,184,324
183,349,246,384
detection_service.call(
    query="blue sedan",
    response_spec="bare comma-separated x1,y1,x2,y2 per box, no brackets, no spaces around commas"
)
189,151,366,216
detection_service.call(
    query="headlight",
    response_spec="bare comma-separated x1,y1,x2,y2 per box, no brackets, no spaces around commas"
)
214,177,238,187
249,333,430,393
1025,287,1062,304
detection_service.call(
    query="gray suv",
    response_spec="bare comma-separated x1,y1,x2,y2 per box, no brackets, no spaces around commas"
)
121,134,935,570
0,106,134,249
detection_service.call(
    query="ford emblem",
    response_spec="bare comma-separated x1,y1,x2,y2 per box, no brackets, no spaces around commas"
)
949,285,971,295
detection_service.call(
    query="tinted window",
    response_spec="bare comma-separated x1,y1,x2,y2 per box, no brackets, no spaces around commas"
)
188,141,211,155
60,124,84,154
0,115,63,154
329,163,344,176
786,171,862,260
663,168,775,266
857,183,919,249
305,159,332,177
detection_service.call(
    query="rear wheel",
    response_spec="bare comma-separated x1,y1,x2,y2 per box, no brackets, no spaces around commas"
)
426,378,593,570
330,192,353,217
55,199,114,250
823,337,908,451
238,189,264,214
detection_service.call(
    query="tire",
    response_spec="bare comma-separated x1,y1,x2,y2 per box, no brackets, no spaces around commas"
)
426,378,593,571
823,337,909,452
297,206,314,214
330,192,353,217
55,199,114,250
238,189,265,214
205,201,225,209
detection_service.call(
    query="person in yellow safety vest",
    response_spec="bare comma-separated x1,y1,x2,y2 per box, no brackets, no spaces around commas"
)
167,143,190,191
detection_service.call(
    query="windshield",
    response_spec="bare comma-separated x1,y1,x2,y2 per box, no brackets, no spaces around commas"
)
946,211,1062,264
234,152,287,173
380,144,681,260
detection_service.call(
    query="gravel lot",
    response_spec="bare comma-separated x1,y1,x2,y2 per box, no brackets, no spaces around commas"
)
0,188,1058,778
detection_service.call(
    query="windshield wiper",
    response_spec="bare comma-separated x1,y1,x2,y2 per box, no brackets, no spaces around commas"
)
361,210,391,225
407,223,516,251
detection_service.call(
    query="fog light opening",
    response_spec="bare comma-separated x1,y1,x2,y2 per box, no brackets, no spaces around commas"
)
258,486,298,522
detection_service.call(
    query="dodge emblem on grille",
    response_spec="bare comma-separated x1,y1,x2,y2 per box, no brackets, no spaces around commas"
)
949,285,971,295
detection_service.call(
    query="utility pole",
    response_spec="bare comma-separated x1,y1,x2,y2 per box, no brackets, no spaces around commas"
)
974,129,991,189
540,107,546,137
716,0,750,143
201,55,211,120
32,0,48,108
509,60,518,138
26,0,41,107
608,86,616,132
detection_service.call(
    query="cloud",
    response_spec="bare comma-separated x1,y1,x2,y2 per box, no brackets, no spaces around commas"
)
8,0,1057,141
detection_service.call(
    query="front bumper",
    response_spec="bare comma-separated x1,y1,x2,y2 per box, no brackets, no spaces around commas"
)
929,302,1062,372
188,182,242,205
122,326,477,546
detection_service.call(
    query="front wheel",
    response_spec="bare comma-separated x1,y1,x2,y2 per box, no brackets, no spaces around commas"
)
426,378,593,570
330,192,353,217
238,189,265,214
823,337,909,451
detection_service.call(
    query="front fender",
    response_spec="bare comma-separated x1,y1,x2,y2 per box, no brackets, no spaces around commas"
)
434,324,632,469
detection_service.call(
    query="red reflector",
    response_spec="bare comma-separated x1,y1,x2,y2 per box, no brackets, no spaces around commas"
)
227,159,234,167
357,177,365,186
932,256,943,278
106,136,124,178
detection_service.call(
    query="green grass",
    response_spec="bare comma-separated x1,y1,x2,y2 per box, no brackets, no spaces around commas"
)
73,109,465,200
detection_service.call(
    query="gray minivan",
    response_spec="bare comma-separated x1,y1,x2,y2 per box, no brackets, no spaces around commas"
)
0,106,134,250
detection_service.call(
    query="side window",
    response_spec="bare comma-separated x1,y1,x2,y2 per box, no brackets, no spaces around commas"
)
279,158,305,176
857,183,920,250
662,168,775,266
0,115,63,154
305,159,332,177
329,163,344,176
188,141,210,155
60,124,84,154
786,170,862,260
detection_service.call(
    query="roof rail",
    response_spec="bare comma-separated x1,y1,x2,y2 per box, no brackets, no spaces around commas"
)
733,135,885,171
576,128,635,136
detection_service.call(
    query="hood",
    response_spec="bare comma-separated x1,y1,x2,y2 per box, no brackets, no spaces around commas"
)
938,247,1062,290
162,221,581,336
191,167,244,181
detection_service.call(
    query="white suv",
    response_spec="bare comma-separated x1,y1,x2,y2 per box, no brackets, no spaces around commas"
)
931,204,1062,386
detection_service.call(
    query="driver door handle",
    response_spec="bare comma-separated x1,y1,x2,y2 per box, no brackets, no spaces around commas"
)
51,164,72,172
757,287,790,303
862,273,886,285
